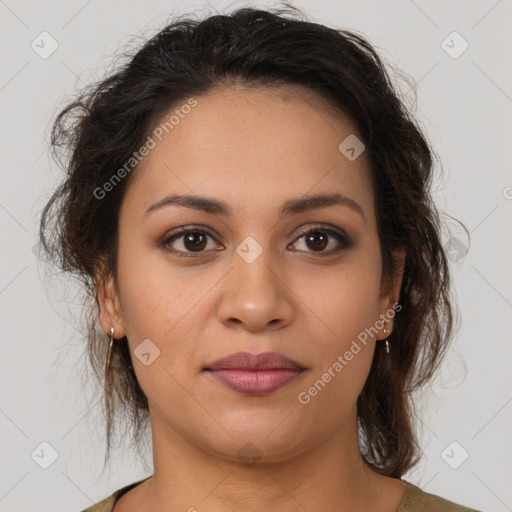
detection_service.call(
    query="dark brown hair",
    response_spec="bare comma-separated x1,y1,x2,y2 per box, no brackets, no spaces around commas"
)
40,2,467,478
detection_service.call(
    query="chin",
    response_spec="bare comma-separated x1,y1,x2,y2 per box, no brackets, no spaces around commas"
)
197,425,314,466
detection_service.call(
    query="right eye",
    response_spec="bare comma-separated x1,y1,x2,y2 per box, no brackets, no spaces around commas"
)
160,226,223,257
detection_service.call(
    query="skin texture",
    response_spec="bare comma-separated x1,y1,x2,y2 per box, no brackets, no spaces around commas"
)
97,84,407,512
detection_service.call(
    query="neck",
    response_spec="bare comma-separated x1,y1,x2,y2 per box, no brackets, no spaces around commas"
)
137,408,400,512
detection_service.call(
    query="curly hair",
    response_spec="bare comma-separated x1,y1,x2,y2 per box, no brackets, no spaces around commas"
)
39,2,467,479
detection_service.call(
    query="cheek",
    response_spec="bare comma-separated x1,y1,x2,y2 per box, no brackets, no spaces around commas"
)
114,249,197,398
114,241,215,370
300,255,382,344
114,239,172,352
115,237,183,332
293,255,382,398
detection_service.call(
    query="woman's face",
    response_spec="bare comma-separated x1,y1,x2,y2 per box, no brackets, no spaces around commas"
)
99,84,404,463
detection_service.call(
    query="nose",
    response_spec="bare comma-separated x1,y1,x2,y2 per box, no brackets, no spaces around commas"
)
216,247,294,333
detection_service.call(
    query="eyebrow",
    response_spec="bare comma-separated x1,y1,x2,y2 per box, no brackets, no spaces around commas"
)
144,192,366,224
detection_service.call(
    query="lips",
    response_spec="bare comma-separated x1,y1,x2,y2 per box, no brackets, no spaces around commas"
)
203,351,307,396
204,351,306,371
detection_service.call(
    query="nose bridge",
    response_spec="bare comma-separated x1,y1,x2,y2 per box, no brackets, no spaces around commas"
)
233,235,281,303
234,238,277,294
217,235,294,330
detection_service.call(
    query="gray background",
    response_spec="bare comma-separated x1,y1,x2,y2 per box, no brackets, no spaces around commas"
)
1,0,511,511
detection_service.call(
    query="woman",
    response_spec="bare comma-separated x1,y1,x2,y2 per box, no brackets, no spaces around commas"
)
40,4,480,511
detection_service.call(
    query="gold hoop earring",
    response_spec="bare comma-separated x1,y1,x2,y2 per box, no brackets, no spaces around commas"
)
383,327,390,354
106,326,115,371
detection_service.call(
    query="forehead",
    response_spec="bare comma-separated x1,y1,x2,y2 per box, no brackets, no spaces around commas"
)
121,84,374,227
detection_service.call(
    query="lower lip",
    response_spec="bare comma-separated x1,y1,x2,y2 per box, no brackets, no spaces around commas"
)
206,369,304,396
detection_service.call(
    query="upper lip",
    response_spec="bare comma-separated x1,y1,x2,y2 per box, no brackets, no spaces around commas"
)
204,351,306,371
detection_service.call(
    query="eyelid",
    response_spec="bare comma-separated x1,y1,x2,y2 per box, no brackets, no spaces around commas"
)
160,224,216,244
294,223,346,239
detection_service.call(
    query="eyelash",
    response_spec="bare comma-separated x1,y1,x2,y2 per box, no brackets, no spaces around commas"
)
159,224,353,258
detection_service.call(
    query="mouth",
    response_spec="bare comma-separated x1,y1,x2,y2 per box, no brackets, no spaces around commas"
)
203,351,307,396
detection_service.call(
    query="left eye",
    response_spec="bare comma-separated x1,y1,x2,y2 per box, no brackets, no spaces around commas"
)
161,225,351,257
290,227,351,254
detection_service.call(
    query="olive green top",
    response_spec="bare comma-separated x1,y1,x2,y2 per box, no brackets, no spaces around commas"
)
80,476,482,512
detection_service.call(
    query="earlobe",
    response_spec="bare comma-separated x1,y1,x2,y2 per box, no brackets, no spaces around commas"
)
95,269,126,338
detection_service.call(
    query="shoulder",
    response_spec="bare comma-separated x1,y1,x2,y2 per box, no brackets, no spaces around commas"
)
79,476,152,512
398,481,483,512
80,494,115,512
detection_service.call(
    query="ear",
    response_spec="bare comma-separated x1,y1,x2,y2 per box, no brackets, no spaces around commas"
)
378,247,406,338
94,264,126,339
